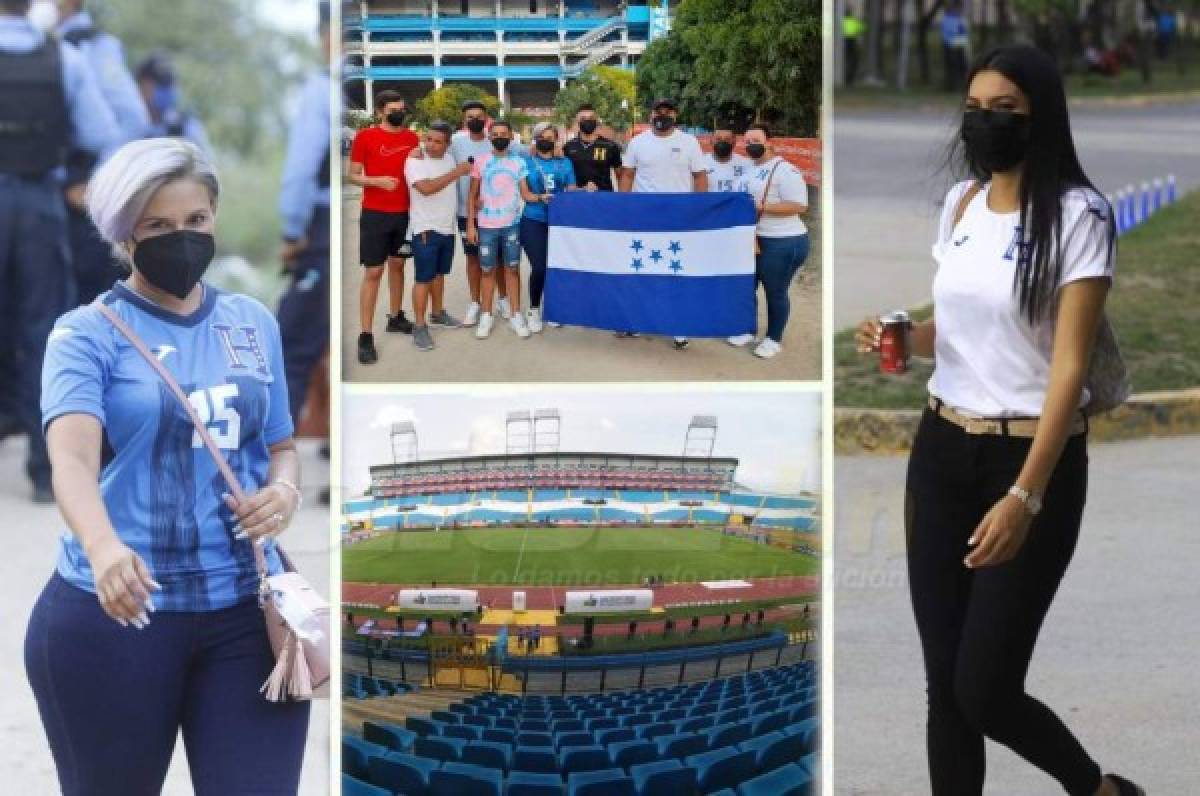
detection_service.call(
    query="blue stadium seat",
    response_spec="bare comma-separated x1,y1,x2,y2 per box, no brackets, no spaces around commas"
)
521,720,551,733
788,701,817,723
736,731,785,769
342,736,388,780
484,728,517,745
415,735,465,763
567,768,637,796
707,721,752,750
800,752,818,775
657,708,687,723
587,718,619,733
556,731,595,750
462,740,514,772
367,752,439,796
655,732,707,759
637,722,674,740
680,716,716,733
685,746,756,793
513,745,559,774
554,719,585,733
342,773,391,796
505,770,566,796
629,759,699,796
595,728,635,746
432,710,462,725
519,732,554,748
407,716,439,736
431,761,503,796
363,720,416,752
750,709,789,736
464,714,493,729
559,745,611,776
445,724,482,741
735,762,813,796
783,718,819,755
719,708,750,725
607,739,658,768
495,717,519,731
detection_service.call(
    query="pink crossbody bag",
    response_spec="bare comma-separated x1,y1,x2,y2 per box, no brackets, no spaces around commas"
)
96,301,330,701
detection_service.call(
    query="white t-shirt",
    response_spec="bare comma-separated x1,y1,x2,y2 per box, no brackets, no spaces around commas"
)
747,156,808,238
929,180,1115,417
405,153,459,236
703,153,754,194
624,129,706,193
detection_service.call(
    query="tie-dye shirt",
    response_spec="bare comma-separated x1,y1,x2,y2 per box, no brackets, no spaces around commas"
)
471,151,528,229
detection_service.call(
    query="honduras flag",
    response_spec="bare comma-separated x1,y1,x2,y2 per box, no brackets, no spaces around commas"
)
543,192,757,337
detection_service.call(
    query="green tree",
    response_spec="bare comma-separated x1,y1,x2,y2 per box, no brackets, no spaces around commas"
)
553,68,634,131
413,85,501,128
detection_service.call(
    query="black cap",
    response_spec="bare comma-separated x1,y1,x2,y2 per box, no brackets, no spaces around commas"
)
135,53,176,86
651,97,677,111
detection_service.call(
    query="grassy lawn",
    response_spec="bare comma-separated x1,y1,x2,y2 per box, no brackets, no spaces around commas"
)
836,189,1200,408
343,526,817,585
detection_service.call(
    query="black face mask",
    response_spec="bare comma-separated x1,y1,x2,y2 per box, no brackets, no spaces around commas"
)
535,139,555,154
492,137,511,152
385,110,406,127
132,230,215,300
713,140,734,158
961,109,1031,174
652,114,675,132
745,143,766,159
466,117,487,134
578,119,598,135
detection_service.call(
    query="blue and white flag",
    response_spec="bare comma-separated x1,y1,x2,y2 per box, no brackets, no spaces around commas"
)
543,192,757,337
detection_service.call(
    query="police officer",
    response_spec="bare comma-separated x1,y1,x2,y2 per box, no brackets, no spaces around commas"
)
277,1,331,500
55,0,147,305
0,0,120,502
134,51,212,153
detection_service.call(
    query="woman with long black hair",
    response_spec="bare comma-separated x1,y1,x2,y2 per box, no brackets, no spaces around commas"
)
857,45,1142,795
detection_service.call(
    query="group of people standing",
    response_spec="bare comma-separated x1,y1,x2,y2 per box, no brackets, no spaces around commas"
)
349,94,810,361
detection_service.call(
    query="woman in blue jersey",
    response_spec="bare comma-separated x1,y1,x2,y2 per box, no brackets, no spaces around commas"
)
24,138,309,794
518,121,577,334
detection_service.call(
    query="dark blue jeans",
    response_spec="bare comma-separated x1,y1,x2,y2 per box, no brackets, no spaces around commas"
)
0,176,75,489
25,574,310,795
519,217,549,308
756,233,810,343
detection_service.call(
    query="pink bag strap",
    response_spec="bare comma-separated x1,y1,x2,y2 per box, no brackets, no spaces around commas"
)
94,300,268,579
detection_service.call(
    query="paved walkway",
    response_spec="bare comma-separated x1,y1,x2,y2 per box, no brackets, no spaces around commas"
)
834,435,1200,794
0,435,330,793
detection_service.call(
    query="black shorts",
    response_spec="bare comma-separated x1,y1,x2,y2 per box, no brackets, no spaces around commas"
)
359,209,409,267
457,216,480,258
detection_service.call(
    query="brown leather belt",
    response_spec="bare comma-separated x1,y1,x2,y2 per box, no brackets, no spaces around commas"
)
927,396,1087,438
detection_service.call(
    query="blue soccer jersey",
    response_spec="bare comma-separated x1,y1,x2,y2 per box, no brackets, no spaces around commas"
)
41,282,292,612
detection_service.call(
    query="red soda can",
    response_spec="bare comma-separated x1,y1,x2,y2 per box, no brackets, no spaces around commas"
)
879,311,911,374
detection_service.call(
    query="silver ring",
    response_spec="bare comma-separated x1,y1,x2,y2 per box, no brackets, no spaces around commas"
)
272,512,284,526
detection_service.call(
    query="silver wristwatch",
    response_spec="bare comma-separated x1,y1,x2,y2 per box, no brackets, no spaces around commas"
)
1008,485,1043,516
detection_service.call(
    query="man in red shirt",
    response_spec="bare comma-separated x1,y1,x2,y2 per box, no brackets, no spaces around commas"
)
348,90,419,364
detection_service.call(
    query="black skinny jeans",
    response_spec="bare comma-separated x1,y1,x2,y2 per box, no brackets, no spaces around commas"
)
905,407,1103,795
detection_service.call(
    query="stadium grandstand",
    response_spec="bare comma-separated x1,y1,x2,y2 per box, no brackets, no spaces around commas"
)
342,0,674,110
343,411,820,794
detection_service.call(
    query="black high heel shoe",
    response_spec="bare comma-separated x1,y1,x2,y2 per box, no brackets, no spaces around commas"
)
1106,774,1146,796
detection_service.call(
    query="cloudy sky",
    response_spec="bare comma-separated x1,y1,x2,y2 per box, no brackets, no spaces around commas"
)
258,0,318,33
340,386,822,497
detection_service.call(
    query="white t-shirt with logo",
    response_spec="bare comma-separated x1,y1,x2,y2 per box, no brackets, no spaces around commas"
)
747,156,809,238
405,153,459,236
929,180,1115,417
703,153,754,194
624,129,706,193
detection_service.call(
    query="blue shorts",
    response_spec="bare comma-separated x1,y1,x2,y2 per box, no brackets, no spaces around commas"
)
477,224,521,272
456,216,480,257
410,229,455,284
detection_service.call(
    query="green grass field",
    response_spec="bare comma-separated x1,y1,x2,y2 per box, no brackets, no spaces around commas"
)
342,526,818,586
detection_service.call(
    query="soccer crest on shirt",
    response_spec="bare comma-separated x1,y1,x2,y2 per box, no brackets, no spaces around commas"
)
212,323,271,380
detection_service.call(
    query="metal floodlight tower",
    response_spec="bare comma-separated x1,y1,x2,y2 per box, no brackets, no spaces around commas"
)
506,410,533,455
533,408,561,453
683,414,718,461
390,421,417,466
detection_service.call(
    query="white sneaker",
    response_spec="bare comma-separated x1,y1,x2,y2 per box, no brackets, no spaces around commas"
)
496,296,513,320
526,308,543,334
753,338,782,359
463,302,481,327
547,321,562,328
727,334,755,347
475,312,494,339
509,313,531,338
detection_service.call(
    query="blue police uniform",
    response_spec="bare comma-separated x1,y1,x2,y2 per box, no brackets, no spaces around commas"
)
0,14,120,498
57,10,148,306
276,67,331,423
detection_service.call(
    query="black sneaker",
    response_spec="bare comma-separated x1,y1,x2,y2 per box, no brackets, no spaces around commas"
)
673,337,690,350
386,312,414,334
1106,774,1145,796
357,332,378,364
